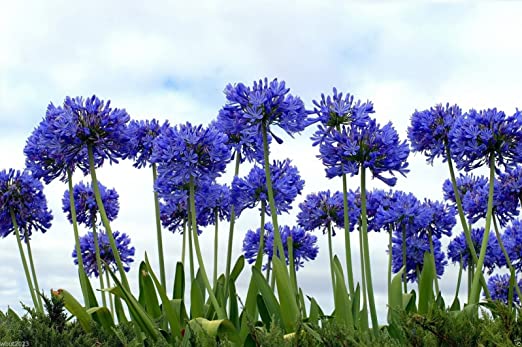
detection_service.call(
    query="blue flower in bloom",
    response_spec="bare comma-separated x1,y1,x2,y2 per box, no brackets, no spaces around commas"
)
212,107,267,163
375,191,430,235
232,159,304,216
498,165,522,206
124,119,170,168
297,190,358,234
442,174,518,227
359,189,393,232
407,103,462,164
449,108,522,171
501,219,522,274
72,229,135,277
391,232,446,282
316,118,409,186
486,274,521,304
62,181,119,227
151,122,230,186
242,223,318,271
311,88,374,143
159,189,188,233
25,96,129,182
0,169,53,240
447,228,503,273
222,78,312,140
419,199,456,238
195,183,231,226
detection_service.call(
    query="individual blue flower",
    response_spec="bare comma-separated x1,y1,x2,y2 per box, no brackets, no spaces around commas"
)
195,183,231,226
0,169,53,240
62,181,119,227
124,119,170,168
315,118,409,186
443,173,518,227
501,219,522,274
212,107,267,163
407,103,462,164
486,274,520,305
242,223,318,271
232,159,304,216
449,108,522,171
391,232,446,282
297,190,357,234
151,122,230,186
447,228,503,273
222,78,312,140
72,229,135,277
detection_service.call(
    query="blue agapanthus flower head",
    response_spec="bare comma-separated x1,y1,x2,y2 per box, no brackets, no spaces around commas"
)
222,78,312,140
419,199,456,238
124,119,170,168
0,169,53,240
315,118,410,186
486,274,521,305
159,188,188,233
449,108,522,171
242,223,318,271
447,228,503,273
408,103,462,164
312,88,374,130
195,182,231,226
391,232,446,282
231,159,304,216
151,122,231,186
213,106,267,163
297,190,353,234
501,219,522,274
498,165,522,206
443,173,519,227
62,181,119,227
72,229,135,278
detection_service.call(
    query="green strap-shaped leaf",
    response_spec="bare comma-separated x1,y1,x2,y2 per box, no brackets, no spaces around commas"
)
173,262,185,300
230,255,245,283
114,296,128,323
388,266,405,323
418,252,435,315
252,266,283,329
191,278,205,318
272,257,300,333
188,318,239,343
53,289,92,332
78,268,98,309
86,306,114,330
228,279,239,330
307,296,323,324
332,258,353,328
139,261,162,320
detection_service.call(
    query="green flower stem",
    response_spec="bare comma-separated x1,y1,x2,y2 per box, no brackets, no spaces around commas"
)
360,167,379,333
189,176,227,319
288,236,298,296
182,221,187,264
327,223,336,293
492,215,522,300
91,219,107,308
265,264,271,283
255,201,266,271
187,216,195,284
387,231,392,299
152,164,167,291
402,225,407,294
213,210,219,287
445,143,490,299
428,230,440,294
67,169,90,306
23,228,43,311
10,209,40,312
358,226,367,309
106,271,114,320
453,257,463,305
336,125,355,298
261,122,285,264
225,151,241,292
470,155,495,304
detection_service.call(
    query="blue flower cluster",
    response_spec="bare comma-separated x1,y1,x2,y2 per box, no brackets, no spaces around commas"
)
501,219,522,274
125,119,170,168
25,96,130,183
73,229,135,278
151,122,230,186
195,183,231,226
232,159,304,216
62,181,119,227
487,274,521,305
313,88,373,129
242,223,318,271
450,108,522,171
407,103,461,164
0,169,53,240
447,228,503,273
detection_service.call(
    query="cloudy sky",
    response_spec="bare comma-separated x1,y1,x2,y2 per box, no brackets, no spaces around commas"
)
1,1,522,320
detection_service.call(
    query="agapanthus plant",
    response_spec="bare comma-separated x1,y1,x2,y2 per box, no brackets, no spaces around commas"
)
232,159,304,216
62,181,119,227
486,274,521,305
0,169,52,312
73,229,135,277
125,119,170,169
